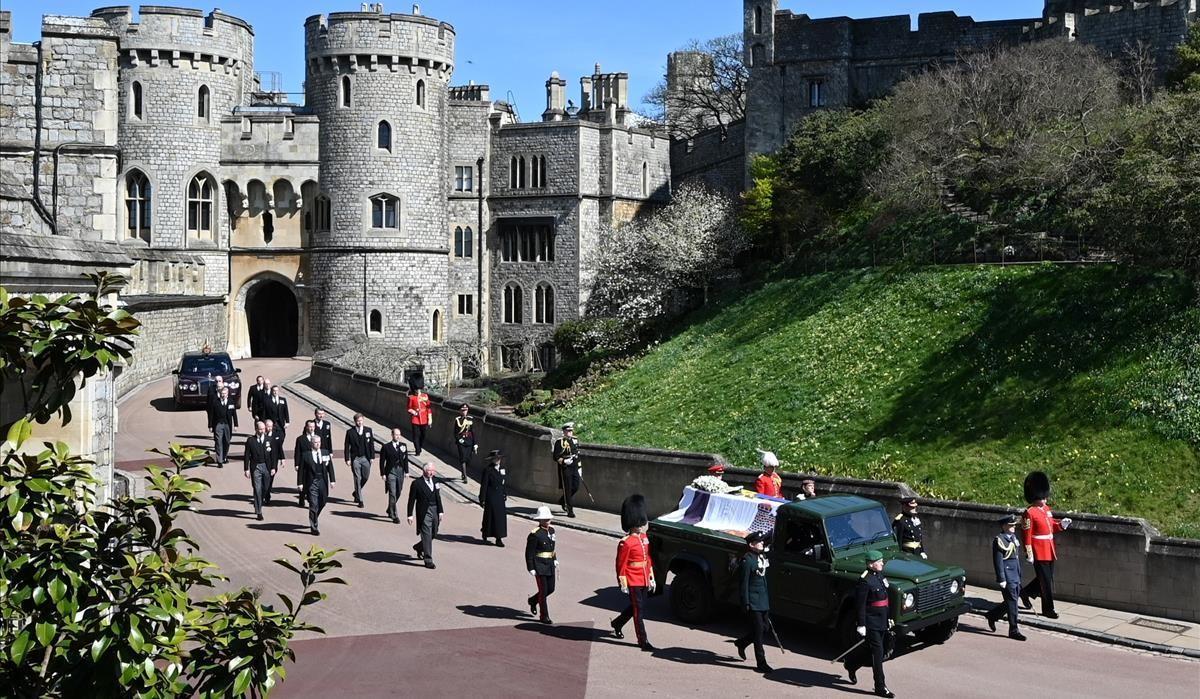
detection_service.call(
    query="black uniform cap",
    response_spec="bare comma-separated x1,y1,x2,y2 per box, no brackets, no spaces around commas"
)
997,513,1020,525
1023,471,1051,504
745,530,768,545
620,494,649,532
487,449,502,462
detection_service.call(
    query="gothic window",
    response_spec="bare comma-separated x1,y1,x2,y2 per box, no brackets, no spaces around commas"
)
539,156,547,187
197,84,210,121
186,172,215,239
131,81,144,119
303,180,331,234
509,156,519,189
453,226,473,258
503,283,524,324
530,156,541,189
518,156,527,189
315,195,331,231
431,309,442,342
642,161,649,197
454,226,464,257
370,193,400,230
534,283,555,324
809,79,825,108
341,75,352,108
753,5,763,34
500,223,554,262
378,120,392,151
416,79,426,108
454,165,474,192
369,309,383,334
124,170,151,242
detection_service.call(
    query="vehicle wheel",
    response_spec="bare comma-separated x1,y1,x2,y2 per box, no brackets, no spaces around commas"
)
669,567,713,624
916,618,958,645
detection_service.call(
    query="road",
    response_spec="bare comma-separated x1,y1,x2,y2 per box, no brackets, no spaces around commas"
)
116,358,1200,698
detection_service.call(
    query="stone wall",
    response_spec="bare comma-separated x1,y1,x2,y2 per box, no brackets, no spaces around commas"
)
670,121,747,194
309,361,1200,622
115,296,228,397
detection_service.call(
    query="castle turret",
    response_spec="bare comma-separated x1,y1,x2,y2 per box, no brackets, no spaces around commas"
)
303,5,456,351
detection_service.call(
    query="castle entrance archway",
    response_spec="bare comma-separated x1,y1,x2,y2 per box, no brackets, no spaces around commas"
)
245,279,299,357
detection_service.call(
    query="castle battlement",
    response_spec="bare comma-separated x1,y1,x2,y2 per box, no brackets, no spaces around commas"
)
449,83,490,101
303,6,455,75
91,6,253,46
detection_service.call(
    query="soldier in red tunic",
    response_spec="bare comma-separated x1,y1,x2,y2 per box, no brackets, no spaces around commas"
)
754,450,783,498
611,494,656,651
1020,471,1073,619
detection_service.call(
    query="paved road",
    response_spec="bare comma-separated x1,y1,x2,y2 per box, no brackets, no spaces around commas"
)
117,359,1200,698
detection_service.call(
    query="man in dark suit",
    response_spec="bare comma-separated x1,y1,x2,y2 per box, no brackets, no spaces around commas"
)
344,413,375,508
297,434,335,535
407,464,444,569
263,418,286,504
207,385,238,467
263,385,290,435
293,419,319,507
205,374,227,412
313,407,334,453
243,420,277,521
247,375,267,422
379,427,409,523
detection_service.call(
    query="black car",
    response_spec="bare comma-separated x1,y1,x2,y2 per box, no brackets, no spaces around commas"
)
172,350,242,409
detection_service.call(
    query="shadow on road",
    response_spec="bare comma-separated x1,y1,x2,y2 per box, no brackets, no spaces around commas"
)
649,645,743,669
194,507,256,519
764,665,853,690
577,586,639,613
248,522,309,533
437,533,493,546
354,550,423,567
332,510,392,522
456,604,528,621
150,397,187,412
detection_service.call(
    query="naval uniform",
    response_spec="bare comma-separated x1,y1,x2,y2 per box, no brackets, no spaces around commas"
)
986,530,1024,635
453,414,476,482
553,436,582,516
845,570,893,695
525,526,557,621
893,511,926,558
613,532,654,647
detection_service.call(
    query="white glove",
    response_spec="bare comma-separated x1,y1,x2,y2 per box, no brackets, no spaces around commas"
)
649,580,656,594
1061,517,1072,529
554,559,559,568
888,619,895,629
620,585,629,594
528,570,536,577
578,467,583,477
1026,553,1034,564
999,581,1007,590
920,552,928,559
856,626,866,637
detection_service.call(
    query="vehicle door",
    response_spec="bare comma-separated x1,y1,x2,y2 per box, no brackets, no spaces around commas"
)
767,514,832,624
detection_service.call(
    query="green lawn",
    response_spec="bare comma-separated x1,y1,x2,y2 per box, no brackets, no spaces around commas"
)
539,265,1200,537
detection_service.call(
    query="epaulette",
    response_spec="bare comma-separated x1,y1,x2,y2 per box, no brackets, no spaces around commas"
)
893,513,904,521
531,527,541,534
860,570,868,578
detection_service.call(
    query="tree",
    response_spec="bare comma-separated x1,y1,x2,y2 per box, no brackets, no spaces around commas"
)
645,34,748,137
585,183,747,323
0,276,345,696
1165,22,1200,93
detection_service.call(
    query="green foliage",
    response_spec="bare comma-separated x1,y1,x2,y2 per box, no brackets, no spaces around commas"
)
739,154,778,242
776,108,888,212
1166,22,1200,92
542,266,1200,536
0,272,140,425
473,388,502,407
553,317,640,359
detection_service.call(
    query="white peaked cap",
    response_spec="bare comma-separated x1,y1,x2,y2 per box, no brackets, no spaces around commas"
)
534,505,554,520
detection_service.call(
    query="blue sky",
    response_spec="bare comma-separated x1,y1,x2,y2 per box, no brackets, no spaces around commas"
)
7,1,1044,118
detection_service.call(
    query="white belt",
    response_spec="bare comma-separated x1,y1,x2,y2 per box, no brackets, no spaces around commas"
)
1033,534,1054,540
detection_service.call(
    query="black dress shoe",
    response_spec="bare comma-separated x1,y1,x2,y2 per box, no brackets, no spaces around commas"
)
392,516,400,524
641,643,657,653
496,539,505,547
413,543,424,560
875,688,895,698
311,527,319,535
610,620,625,639
567,512,576,518
988,617,997,632
756,663,774,674
1020,592,1032,610
356,500,364,509
425,560,436,569
843,662,857,685
529,598,539,616
1009,631,1027,641
1044,611,1059,619
540,617,553,625
256,513,263,521
735,641,747,661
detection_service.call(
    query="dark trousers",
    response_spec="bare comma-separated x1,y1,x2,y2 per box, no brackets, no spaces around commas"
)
560,466,580,514
307,478,328,530
411,424,428,455
455,442,473,480
986,580,1022,632
614,586,650,645
737,609,769,666
384,471,403,519
213,423,231,463
1024,561,1056,615
529,574,556,621
250,463,271,515
297,467,309,506
351,456,370,504
846,628,891,692
415,508,438,561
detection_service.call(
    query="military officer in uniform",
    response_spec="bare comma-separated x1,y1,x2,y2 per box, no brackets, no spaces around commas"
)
293,420,319,507
479,450,509,546
734,530,774,674
843,550,895,698
452,403,477,483
525,506,558,623
893,495,926,559
611,495,656,651
344,413,375,508
207,385,238,467
379,427,409,523
1020,471,1072,619
553,423,583,518
243,420,277,521
754,450,783,498
298,435,335,535
986,513,1027,641
407,384,433,455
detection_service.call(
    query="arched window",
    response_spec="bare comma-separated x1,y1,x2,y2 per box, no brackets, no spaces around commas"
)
453,226,474,258
416,79,426,108
504,283,523,324
131,81,143,119
124,170,151,242
454,226,464,257
462,226,473,258
431,309,442,342
377,120,392,151
754,5,763,34
369,309,383,334
314,194,331,232
341,75,352,108
186,172,215,239
518,156,527,189
538,156,547,187
197,84,210,121
509,156,518,189
535,283,555,324
641,161,649,197
370,193,400,229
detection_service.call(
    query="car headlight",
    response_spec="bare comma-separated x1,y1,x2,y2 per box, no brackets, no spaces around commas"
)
228,381,240,389
902,592,915,610
950,580,960,595
179,382,194,392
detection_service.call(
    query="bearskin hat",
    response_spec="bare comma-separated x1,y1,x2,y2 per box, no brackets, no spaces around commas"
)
1023,471,1051,504
620,494,649,532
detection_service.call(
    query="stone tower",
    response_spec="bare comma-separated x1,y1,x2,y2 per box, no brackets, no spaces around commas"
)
742,0,780,172
92,6,254,294
303,4,456,352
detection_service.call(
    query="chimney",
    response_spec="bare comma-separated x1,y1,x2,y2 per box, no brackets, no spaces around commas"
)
579,75,593,113
543,71,566,122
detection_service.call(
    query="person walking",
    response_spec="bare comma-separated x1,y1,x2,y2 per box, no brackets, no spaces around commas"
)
205,374,226,412
407,464,444,569
407,385,433,456
525,506,558,624
611,495,656,651
313,407,333,453
379,427,409,523
298,434,335,535
734,531,774,674
263,385,290,436
452,403,477,483
247,375,267,422
207,385,238,467
1020,471,1072,619
243,420,277,521
263,418,285,504
344,413,375,508
893,495,926,559
293,420,318,507
479,450,509,546
842,550,894,698
553,422,582,518
986,513,1027,641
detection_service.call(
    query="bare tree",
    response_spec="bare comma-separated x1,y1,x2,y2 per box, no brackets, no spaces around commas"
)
1120,39,1157,107
644,34,748,137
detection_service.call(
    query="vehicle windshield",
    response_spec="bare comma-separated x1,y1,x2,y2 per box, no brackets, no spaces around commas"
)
181,356,232,375
825,507,893,550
